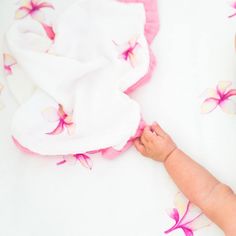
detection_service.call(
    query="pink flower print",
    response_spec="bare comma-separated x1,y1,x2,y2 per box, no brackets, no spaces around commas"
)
41,22,55,40
42,104,75,135
201,81,236,114
15,0,54,20
15,0,55,40
74,154,93,170
229,2,236,18
55,154,93,170
3,54,17,75
165,193,211,236
113,36,141,67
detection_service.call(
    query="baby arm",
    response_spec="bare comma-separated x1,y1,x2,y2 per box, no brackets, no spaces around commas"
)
134,123,236,235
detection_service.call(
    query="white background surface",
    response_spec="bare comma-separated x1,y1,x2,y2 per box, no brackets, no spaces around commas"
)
0,0,235,235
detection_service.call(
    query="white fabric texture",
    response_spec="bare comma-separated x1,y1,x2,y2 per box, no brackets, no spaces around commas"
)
6,0,150,155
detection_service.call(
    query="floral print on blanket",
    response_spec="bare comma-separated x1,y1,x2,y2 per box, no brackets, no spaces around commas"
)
165,193,211,236
3,54,17,76
42,104,75,135
57,154,93,170
113,36,141,67
15,0,55,40
201,81,236,115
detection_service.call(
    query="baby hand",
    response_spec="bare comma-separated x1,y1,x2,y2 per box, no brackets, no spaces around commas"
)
134,122,177,162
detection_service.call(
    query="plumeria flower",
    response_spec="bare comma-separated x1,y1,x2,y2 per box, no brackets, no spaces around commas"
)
42,104,75,135
201,81,236,114
113,35,141,67
15,0,54,21
229,2,236,18
15,0,55,40
56,154,93,170
165,193,211,236
3,54,17,75
74,154,93,170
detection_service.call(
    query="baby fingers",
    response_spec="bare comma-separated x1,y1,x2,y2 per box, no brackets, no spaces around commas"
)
142,126,156,142
134,138,146,155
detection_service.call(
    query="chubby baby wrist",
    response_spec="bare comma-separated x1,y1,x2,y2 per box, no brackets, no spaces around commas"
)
163,146,179,163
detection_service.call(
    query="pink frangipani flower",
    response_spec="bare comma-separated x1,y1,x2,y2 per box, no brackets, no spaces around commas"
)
74,154,93,170
56,154,93,170
3,54,17,75
15,0,54,20
201,81,236,114
42,104,75,135
15,0,55,40
113,36,141,67
229,2,236,18
165,193,211,236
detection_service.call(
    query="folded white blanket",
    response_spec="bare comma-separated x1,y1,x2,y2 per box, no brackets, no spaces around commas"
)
5,0,150,157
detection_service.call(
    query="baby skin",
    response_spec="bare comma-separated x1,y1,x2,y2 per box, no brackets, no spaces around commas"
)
134,122,236,236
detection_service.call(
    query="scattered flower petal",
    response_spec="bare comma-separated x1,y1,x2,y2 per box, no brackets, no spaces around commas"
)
113,35,141,67
201,81,236,114
57,159,67,165
3,53,17,75
219,99,236,114
165,193,211,236
41,22,55,40
201,98,218,114
15,0,55,40
15,0,54,20
43,104,75,135
74,154,93,170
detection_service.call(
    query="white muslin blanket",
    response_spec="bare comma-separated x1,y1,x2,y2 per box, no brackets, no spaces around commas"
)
5,0,151,156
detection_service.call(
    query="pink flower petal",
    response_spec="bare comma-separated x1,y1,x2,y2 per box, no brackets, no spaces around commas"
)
4,67,12,75
46,120,64,135
37,2,54,9
57,159,67,165
3,54,17,75
182,227,194,236
41,107,59,122
75,154,93,170
31,9,45,22
217,81,232,95
225,89,236,99
57,104,66,118
66,123,76,136
201,88,219,99
3,53,17,67
41,23,55,40
219,99,236,114
201,98,219,114
165,193,211,235
129,53,137,68
185,213,211,231
167,208,180,223
15,6,30,19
